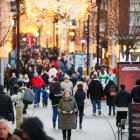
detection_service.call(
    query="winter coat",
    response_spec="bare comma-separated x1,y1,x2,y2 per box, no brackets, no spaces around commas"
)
61,80,73,91
27,71,34,81
104,81,118,106
58,97,78,130
11,88,25,108
87,79,103,100
131,79,140,103
74,91,86,106
9,77,18,95
36,65,43,76
49,81,62,106
32,77,45,88
41,73,49,85
0,92,14,121
116,89,132,107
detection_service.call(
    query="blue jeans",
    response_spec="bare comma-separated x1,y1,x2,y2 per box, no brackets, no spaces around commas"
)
33,87,41,105
52,105,60,128
91,100,101,113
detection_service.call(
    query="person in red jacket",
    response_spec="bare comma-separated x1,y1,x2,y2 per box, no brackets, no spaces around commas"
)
32,73,45,107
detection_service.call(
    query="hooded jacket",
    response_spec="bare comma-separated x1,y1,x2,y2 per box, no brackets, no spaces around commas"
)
116,89,132,107
20,117,54,140
87,79,103,100
131,79,140,103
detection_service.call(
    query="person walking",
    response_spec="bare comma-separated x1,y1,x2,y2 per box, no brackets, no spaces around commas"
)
20,117,54,140
0,85,14,122
104,80,118,115
131,79,140,103
49,78,62,128
9,72,18,96
11,80,25,128
74,83,86,129
23,74,30,88
41,70,49,85
32,73,45,107
61,75,73,92
58,89,78,140
87,75,103,116
116,84,132,129
42,84,49,107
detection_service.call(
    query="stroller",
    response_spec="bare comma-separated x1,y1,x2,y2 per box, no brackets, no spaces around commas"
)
42,84,49,107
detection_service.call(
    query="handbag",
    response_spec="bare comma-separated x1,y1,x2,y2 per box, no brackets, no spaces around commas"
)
110,91,116,96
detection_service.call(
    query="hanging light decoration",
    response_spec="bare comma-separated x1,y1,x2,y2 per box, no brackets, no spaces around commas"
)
25,0,91,21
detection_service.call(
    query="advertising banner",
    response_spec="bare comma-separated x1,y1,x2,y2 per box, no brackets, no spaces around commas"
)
129,104,140,140
74,54,90,72
118,62,140,92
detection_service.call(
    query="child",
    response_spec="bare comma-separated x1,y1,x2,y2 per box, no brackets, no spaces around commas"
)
42,84,49,107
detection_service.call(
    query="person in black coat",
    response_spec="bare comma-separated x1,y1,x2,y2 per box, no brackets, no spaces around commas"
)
131,79,140,103
87,75,103,116
0,85,14,122
116,84,132,129
27,67,34,88
104,80,118,115
41,71,49,85
9,72,18,96
74,83,86,129
20,117,54,140
49,78,62,129
36,64,43,76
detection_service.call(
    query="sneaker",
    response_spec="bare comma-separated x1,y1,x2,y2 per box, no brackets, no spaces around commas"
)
98,110,101,115
34,104,37,108
92,112,96,116
37,104,39,107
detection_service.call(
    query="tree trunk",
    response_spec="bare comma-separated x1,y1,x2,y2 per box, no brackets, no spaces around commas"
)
125,46,130,61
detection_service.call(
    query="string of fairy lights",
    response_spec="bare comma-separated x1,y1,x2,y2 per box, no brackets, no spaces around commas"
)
20,0,92,35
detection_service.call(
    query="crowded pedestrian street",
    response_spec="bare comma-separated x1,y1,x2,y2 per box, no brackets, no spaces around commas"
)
0,0,140,140
9,100,128,140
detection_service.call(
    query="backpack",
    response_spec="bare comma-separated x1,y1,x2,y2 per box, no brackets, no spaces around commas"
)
18,87,35,104
109,85,116,97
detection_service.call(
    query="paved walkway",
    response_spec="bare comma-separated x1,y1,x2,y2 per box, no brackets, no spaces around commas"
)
10,100,129,140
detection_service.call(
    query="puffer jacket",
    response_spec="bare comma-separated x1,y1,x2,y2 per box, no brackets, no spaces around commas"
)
58,97,78,130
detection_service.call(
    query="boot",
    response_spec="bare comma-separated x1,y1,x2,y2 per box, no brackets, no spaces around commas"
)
63,138,66,140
